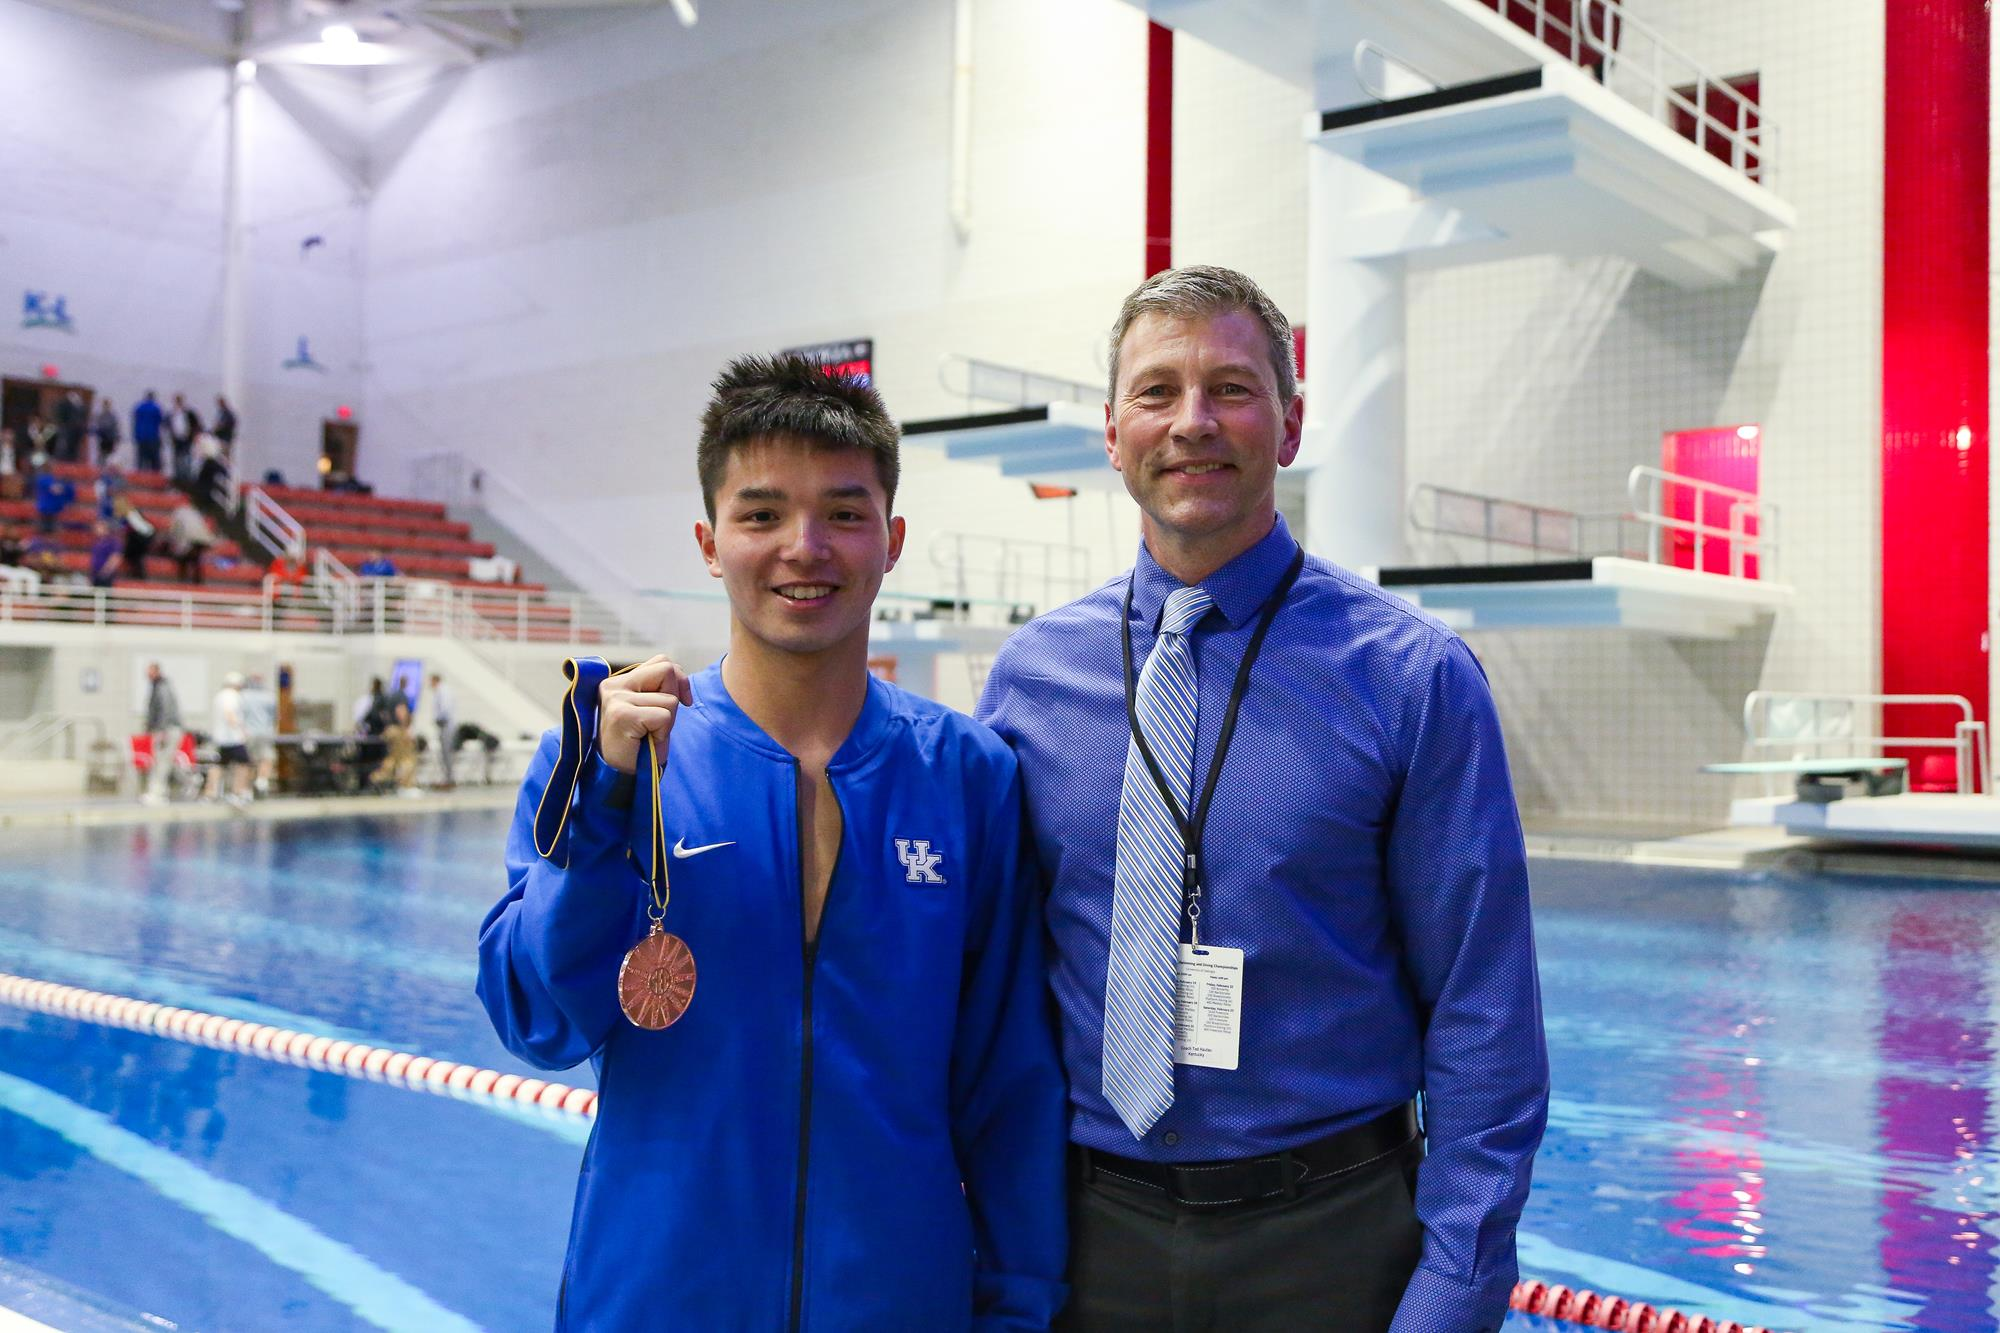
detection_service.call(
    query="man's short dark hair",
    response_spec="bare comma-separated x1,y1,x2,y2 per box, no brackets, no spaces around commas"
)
697,354,900,522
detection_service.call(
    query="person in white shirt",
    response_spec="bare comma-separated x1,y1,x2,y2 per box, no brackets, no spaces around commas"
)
209,671,251,805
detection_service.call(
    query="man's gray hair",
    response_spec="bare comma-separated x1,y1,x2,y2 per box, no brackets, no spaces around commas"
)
1106,265,1296,405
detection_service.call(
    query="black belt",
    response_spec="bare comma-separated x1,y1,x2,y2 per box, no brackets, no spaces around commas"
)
1075,1103,1420,1209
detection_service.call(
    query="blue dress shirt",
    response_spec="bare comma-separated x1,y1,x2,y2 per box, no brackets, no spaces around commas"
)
976,514,1548,1332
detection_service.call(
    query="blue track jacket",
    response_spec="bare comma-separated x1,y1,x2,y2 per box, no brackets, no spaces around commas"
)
478,662,1067,1331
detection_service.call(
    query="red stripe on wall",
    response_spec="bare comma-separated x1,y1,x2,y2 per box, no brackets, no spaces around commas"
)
1145,21,1173,278
1883,0,1989,766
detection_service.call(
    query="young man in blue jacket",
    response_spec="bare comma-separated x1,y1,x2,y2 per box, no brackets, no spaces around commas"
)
478,355,1067,1331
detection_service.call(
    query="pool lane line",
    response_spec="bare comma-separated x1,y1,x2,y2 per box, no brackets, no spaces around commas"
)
0,970,1797,1333
0,971,597,1123
0,871,472,986
1508,1279,1784,1333
0,1070,481,1333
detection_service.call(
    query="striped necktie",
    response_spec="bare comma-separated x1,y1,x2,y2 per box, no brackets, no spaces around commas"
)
1104,582,1214,1140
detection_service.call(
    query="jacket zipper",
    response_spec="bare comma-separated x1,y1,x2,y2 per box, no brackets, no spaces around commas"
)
788,764,845,1333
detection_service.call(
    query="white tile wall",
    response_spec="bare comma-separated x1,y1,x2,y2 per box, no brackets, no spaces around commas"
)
1169,0,1885,826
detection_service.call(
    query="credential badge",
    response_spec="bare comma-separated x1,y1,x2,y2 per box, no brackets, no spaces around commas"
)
894,838,946,885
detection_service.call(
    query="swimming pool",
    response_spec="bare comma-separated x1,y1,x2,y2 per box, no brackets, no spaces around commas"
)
0,813,1993,1331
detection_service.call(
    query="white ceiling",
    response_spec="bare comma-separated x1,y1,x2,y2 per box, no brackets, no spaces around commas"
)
18,0,693,68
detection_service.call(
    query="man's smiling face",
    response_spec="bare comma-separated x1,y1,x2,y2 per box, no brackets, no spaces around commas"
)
1106,308,1302,573
697,434,904,662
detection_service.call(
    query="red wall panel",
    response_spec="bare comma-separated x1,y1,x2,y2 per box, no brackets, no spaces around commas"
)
1883,0,1989,748
1146,22,1173,278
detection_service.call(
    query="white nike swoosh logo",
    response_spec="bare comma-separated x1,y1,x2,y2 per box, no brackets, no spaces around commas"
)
672,837,736,859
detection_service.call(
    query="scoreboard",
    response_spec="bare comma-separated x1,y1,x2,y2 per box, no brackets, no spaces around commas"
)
781,338,874,387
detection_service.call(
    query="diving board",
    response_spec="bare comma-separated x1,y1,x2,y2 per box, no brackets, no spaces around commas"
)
1724,793,2000,851
1377,556,1789,638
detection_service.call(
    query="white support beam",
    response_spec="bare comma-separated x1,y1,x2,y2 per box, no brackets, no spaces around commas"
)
14,0,234,57
422,0,668,10
418,9,522,50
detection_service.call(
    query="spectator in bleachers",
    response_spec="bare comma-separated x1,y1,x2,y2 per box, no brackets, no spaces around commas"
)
118,499,154,580
209,671,252,806
194,433,230,509
132,392,164,473
214,396,237,451
33,467,75,535
94,465,124,521
428,671,455,789
0,428,18,501
0,524,25,570
24,415,56,462
265,551,307,594
165,500,214,584
21,533,67,584
88,521,119,588
52,390,86,463
91,397,119,463
358,548,399,577
141,661,182,806
167,394,200,481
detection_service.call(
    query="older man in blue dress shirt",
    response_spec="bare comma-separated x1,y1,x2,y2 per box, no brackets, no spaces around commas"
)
976,265,1548,1332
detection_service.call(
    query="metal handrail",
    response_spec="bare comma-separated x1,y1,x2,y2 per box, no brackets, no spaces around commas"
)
927,532,1091,616
242,485,306,561
0,713,108,761
1740,691,1991,797
1576,0,1773,184
1625,464,1774,579
313,546,362,630
937,354,1099,409
0,573,629,649
1480,0,1775,185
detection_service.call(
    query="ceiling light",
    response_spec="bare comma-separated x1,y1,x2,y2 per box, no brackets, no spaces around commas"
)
321,22,360,45
668,0,696,26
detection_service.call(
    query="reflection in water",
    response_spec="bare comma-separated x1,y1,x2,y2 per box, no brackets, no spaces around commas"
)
1878,907,1995,1332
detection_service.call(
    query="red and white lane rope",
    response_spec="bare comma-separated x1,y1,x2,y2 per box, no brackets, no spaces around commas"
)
0,971,1785,1332
1508,1280,1779,1332
0,971,597,1120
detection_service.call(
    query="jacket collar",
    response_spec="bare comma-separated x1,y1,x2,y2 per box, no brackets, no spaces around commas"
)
691,659,895,770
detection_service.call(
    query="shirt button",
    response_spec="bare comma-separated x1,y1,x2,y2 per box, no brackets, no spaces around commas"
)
1162,1131,1180,1146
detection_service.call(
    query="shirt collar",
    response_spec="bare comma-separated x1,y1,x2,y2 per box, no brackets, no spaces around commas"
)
1130,512,1298,633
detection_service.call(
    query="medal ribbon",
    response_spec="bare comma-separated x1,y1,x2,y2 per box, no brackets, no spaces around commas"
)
531,656,612,866
535,657,692,1028
533,655,673,916
642,730,670,925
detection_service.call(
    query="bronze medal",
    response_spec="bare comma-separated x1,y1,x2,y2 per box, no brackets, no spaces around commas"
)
619,924,697,1030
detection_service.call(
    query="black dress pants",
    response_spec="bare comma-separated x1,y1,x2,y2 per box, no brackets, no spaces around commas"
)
1056,1140,1424,1333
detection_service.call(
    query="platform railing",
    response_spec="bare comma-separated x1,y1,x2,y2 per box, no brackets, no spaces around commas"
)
928,532,1092,617
937,354,1100,410
1408,483,1648,566
1474,0,1774,185
1741,691,1991,797
241,485,306,562
313,547,362,631
0,576,628,649
1625,465,1774,580
0,712,107,761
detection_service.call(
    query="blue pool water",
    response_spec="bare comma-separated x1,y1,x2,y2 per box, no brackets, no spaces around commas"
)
0,813,1995,1331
